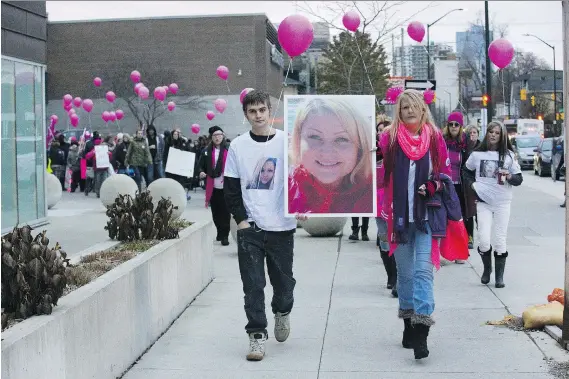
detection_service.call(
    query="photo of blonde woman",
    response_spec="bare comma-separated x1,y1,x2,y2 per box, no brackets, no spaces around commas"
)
285,96,376,216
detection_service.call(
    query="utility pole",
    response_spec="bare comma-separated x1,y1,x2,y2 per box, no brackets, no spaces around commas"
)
562,0,569,348
484,1,493,124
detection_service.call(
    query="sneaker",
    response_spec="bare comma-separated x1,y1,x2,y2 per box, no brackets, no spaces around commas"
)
246,332,267,361
274,312,290,342
221,238,229,246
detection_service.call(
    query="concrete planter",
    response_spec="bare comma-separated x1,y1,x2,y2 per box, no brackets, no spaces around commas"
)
1,220,214,379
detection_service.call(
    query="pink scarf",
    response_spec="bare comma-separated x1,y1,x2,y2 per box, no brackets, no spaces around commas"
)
397,123,432,161
205,148,228,207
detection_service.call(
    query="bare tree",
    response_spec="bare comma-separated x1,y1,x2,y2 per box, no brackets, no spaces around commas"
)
104,67,207,128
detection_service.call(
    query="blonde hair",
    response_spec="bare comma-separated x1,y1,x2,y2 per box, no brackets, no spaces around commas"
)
465,125,479,136
443,121,465,141
376,113,392,126
291,98,372,185
388,89,438,146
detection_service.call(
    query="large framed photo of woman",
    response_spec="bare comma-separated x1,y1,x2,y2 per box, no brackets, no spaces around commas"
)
284,95,377,217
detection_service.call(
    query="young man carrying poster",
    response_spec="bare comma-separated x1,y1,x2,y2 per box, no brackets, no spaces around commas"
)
224,90,306,361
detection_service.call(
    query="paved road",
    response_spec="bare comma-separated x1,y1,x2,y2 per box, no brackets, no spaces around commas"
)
119,172,569,379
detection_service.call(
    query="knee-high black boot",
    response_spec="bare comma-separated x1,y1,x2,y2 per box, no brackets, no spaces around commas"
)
478,246,492,285
380,250,395,288
494,252,508,288
413,324,430,359
402,318,413,349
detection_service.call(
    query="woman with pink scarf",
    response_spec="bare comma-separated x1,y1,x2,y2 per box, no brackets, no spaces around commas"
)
379,89,454,360
199,126,230,246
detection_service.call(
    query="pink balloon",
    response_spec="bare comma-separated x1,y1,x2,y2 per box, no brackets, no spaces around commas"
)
115,109,124,120
167,101,176,111
50,115,59,125
130,70,141,83
206,111,215,121
139,86,149,99
488,38,515,69
154,87,167,102
82,99,94,113
191,124,200,134
93,77,102,87
109,111,117,122
68,108,76,116
240,88,254,104
423,89,435,105
214,98,227,113
73,97,82,107
216,66,229,81
64,103,73,112
278,14,314,57
63,94,73,105
134,82,144,95
342,11,360,32
70,114,79,127
106,91,116,103
169,83,179,94
102,111,111,123
407,21,425,43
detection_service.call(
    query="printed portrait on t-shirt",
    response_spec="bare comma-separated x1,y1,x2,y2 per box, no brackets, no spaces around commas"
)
284,95,377,217
480,159,499,178
245,157,277,190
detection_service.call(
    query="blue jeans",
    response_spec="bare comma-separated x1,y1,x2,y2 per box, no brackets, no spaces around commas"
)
394,223,434,318
153,161,165,180
375,217,390,251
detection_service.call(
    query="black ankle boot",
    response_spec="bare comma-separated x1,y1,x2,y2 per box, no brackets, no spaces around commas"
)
413,324,430,359
402,319,413,349
494,252,508,288
349,226,360,241
478,246,492,285
380,250,395,288
361,226,369,241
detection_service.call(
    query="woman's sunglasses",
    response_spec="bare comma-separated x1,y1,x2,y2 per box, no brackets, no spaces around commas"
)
447,122,461,128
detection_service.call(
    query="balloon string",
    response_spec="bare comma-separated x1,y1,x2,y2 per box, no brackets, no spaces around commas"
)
226,81,231,93
501,69,506,115
267,60,292,139
354,32,380,109
88,112,92,132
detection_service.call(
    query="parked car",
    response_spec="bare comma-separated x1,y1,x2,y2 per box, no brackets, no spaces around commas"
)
551,136,565,181
533,138,553,177
512,135,541,170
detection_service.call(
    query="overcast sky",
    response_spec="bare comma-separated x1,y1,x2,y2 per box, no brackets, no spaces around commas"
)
46,1,564,69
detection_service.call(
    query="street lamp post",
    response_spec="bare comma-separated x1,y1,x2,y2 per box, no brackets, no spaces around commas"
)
426,8,464,80
444,89,452,112
524,33,558,120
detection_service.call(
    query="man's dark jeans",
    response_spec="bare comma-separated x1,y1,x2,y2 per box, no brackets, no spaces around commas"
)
237,224,296,334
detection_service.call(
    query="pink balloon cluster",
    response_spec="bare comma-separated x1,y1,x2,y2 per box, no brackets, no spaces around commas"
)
385,87,404,104
277,14,314,57
191,123,200,134
73,97,82,107
342,11,360,32
154,87,167,102
407,21,425,43
488,38,514,69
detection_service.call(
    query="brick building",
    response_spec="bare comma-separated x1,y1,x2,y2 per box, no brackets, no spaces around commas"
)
46,14,287,138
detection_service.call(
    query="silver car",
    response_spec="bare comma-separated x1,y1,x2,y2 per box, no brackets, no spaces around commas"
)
512,135,541,170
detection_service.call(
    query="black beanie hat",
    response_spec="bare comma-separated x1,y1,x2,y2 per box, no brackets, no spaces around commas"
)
208,125,223,136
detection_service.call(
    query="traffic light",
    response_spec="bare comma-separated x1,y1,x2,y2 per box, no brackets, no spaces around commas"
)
537,114,543,120
482,94,489,107
520,88,527,101
531,96,536,106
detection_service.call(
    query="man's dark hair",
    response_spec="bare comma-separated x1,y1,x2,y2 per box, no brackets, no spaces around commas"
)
242,90,271,114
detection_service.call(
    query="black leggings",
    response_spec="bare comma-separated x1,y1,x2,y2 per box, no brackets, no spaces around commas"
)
455,184,474,238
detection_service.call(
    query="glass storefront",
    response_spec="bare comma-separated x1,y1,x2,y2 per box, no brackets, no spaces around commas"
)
1,57,47,232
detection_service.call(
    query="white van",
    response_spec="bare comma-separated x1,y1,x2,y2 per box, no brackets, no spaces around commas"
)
504,119,544,137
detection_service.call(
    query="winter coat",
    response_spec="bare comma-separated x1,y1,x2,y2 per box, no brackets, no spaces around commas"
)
426,174,464,238
49,143,66,166
85,141,112,171
125,136,153,167
146,126,165,163
112,141,130,170
67,145,81,171
288,165,374,214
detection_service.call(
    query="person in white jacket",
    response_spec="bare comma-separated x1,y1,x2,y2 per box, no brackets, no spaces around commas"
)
462,121,523,288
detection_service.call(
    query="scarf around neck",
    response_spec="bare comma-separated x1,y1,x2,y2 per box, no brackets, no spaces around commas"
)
206,142,226,178
397,123,432,161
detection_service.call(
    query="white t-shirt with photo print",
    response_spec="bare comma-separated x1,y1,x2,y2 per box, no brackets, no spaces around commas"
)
465,149,521,206
224,129,297,232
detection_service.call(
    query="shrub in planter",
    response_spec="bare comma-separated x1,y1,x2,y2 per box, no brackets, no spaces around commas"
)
104,190,180,242
1,226,70,330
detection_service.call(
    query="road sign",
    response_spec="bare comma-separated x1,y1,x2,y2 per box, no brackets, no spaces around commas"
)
404,79,436,91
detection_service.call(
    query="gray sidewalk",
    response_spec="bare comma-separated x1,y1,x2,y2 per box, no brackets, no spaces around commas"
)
121,173,569,378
